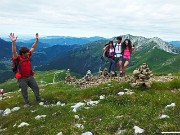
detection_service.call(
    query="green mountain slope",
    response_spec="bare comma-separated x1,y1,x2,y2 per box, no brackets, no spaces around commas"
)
38,40,108,74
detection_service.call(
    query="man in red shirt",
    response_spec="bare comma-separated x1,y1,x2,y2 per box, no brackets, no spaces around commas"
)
9,33,44,107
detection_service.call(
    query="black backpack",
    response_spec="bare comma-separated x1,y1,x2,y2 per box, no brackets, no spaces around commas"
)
104,47,109,57
12,58,19,73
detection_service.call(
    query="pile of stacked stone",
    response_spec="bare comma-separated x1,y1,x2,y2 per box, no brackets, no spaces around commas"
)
65,69,76,84
99,68,110,79
130,63,153,88
84,70,93,81
75,70,94,87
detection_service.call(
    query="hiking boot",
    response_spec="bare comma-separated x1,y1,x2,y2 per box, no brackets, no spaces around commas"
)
114,71,117,77
24,101,31,107
36,98,46,103
110,71,115,75
120,72,123,77
24,103,30,107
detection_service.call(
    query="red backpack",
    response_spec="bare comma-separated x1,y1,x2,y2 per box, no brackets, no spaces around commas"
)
12,57,34,78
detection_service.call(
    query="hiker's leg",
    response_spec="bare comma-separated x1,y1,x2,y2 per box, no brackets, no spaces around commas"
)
119,60,122,72
111,59,115,72
18,78,29,104
119,56,123,72
109,58,115,72
28,76,41,101
123,60,129,73
114,57,118,70
108,58,112,72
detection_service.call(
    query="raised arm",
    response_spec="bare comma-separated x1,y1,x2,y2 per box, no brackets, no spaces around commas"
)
9,33,18,58
30,33,39,53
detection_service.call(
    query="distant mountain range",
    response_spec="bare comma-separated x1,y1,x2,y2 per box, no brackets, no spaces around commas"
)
2,36,106,47
169,41,180,47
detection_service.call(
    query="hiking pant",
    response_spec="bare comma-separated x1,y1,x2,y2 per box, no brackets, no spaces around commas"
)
108,58,115,73
18,76,41,103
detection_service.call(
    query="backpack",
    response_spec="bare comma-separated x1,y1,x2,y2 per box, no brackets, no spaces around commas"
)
12,58,19,73
12,57,33,77
104,47,109,57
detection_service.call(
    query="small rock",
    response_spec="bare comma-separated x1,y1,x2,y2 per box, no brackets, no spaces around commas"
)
133,126,144,134
71,102,85,112
74,115,80,119
74,124,84,129
18,122,29,127
11,107,20,112
86,100,99,106
81,131,93,135
99,95,105,100
35,115,47,120
2,108,11,116
57,132,63,135
39,102,44,106
118,92,125,96
165,103,175,109
159,114,170,119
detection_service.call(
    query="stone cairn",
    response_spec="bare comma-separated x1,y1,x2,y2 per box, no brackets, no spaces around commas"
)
99,68,110,79
65,69,76,84
77,70,98,87
130,63,153,88
84,70,93,81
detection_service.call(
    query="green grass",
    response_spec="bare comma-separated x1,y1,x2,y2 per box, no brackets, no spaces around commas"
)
0,78,180,135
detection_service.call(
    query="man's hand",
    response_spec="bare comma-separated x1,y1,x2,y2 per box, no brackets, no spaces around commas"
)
30,33,39,53
9,33,17,42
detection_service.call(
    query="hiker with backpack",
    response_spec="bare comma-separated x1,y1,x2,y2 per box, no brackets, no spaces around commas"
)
121,39,135,76
113,36,123,76
9,33,44,107
103,41,115,74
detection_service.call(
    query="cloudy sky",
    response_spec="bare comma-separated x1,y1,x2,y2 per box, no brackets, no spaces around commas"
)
0,0,180,40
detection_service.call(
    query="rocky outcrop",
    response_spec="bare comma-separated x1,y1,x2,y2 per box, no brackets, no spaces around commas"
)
122,34,179,54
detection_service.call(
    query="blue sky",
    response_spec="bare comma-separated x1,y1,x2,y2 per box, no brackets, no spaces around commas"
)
0,0,180,40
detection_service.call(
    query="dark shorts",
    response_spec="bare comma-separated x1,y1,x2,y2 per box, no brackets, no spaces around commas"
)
122,58,130,62
115,56,122,63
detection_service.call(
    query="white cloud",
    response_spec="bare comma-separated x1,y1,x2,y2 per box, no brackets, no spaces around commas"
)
0,0,180,40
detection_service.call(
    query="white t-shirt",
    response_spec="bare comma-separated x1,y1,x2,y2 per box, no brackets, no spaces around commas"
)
114,43,122,57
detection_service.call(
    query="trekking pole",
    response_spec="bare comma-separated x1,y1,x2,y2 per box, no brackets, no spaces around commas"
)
0,89,4,100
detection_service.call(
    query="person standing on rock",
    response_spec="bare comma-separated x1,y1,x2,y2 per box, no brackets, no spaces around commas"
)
103,41,116,74
121,39,134,76
114,36,123,76
9,33,44,107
